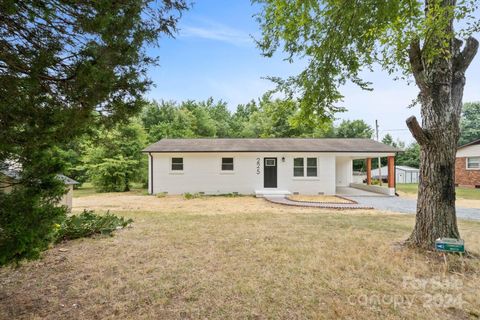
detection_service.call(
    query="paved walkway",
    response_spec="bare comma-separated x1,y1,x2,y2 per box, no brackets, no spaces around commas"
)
264,196,374,210
266,191,480,221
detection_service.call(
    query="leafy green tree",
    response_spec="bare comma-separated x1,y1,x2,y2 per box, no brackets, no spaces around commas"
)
82,119,147,192
382,134,394,146
0,1,187,264
53,142,89,186
231,101,259,137
459,102,480,145
335,120,374,139
255,0,479,249
141,97,358,140
141,99,234,141
397,143,421,168
231,94,333,138
141,101,196,142
181,100,218,137
259,95,301,137
203,99,233,137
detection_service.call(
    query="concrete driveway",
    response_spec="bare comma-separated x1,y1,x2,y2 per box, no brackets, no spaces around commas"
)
347,196,480,221
336,186,480,221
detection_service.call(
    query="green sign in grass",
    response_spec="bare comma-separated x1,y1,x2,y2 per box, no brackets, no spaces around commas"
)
435,238,465,253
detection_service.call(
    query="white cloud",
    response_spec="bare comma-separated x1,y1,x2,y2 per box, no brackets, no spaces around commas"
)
180,19,253,47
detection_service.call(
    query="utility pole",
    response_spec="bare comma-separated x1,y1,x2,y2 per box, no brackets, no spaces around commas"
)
375,120,382,186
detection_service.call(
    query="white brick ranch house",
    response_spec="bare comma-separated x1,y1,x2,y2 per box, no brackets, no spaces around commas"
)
143,138,401,196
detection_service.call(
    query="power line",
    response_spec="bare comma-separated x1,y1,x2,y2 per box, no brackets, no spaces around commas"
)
380,129,409,132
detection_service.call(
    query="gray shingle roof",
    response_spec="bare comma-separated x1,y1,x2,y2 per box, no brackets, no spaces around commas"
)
458,138,480,149
143,138,402,153
57,174,79,185
1,165,79,185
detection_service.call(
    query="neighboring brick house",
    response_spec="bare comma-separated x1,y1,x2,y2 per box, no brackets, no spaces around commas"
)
455,138,480,188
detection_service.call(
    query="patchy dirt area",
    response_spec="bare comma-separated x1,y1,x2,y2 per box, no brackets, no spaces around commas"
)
72,193,379,215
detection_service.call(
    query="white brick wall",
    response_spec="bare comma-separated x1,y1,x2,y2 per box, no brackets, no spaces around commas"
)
149,152,336,195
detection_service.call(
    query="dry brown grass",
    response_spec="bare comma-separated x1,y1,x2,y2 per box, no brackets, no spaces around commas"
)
72,193,368,215
288,195,354,204
1,194,479,319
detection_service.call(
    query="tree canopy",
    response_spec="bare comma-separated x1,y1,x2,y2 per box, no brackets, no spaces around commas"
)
138,97,376,142
255,0,479,117
335,120,373,139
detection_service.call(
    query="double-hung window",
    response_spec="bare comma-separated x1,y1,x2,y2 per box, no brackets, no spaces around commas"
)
306,158,318,177
467,157,480,169
171,157,183,171
293,158,304,177
221,157,234,171
293,157,318,177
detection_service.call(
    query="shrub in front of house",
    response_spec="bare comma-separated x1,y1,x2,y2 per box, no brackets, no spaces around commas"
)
0,187,66,266
156,192,168,198
183,192,204,200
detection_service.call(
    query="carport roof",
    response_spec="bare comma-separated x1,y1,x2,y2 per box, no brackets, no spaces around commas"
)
143,138,402,153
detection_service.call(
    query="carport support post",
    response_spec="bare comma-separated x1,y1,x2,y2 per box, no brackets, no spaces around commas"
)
387,156,395,188
366,158,372,185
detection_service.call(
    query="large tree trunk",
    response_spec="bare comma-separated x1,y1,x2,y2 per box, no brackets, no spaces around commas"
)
405,1,478,249
406,111,461,248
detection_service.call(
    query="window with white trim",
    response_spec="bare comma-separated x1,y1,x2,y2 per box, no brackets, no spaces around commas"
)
171,157,183,171
221,157,234,171
293,157,318,177
306,157,318,176
467,157,480,169
293,158,304,176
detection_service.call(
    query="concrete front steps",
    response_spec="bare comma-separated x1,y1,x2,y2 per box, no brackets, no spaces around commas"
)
255,190,291,198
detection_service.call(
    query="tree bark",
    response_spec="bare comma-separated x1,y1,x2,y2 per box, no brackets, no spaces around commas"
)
405,1,478,250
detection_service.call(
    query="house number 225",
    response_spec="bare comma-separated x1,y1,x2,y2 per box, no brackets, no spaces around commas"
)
256,158,261,175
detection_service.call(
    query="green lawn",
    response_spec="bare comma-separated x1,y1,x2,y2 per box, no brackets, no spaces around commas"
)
397,183,480,200
74,182,147,197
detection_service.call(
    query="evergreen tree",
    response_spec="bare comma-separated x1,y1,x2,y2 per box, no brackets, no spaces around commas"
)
0,0,187,264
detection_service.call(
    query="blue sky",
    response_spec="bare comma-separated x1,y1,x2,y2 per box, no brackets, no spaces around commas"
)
147,1,480,144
